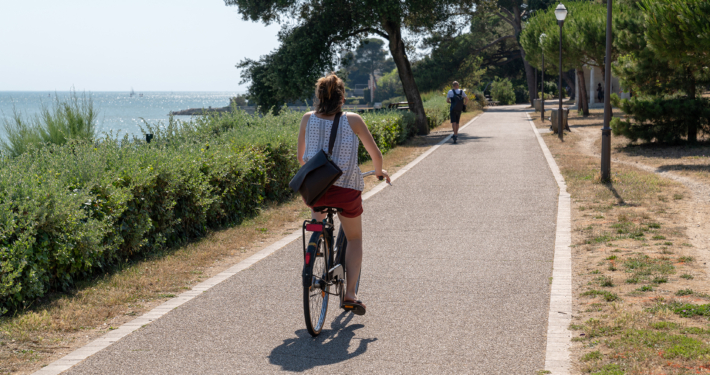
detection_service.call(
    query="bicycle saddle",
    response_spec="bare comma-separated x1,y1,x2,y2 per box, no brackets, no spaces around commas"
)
313,206,343,213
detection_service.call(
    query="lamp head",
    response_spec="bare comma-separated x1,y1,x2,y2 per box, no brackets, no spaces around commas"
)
539,33,547,44
555,3,568,21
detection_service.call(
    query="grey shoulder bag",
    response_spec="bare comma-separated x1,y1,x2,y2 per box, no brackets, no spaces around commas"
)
288,112,344,206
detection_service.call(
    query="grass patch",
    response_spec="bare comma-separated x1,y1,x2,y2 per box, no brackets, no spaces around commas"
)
680,273,694,280
597,276,614,287
637,285,654,292
591,364,624,375
675,289,694,296
650,321,679,330
670,302,710,318
582,290,620,302
652,276,668,284
581,350,603,361
623,254,675,279
678,256,695,263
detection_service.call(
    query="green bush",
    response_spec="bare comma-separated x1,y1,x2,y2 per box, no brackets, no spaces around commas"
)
490,77,516,105
0,105,429,313
345,97,362,105
538,92,554,100
358,110,416,162
611,95,710,143
468,90,486,110
1,91,99,158
423,95,450,129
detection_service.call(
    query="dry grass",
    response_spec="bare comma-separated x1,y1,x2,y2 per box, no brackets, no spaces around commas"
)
0,110,480,375
532,108,710,374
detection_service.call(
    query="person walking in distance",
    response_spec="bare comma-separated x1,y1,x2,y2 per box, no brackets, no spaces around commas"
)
446,81,468,144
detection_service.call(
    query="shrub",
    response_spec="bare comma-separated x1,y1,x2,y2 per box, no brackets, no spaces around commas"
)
423,95,450,129
490,77,516,105
468,90,487,110
0,105,433,312
538,92,554,100
611,95,710,143
0,91,99,157
359,110,415,162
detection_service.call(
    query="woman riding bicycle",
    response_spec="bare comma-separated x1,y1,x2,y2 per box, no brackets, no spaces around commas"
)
297,73,391,315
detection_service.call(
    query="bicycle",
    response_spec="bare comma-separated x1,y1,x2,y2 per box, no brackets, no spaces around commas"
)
301,170,385,337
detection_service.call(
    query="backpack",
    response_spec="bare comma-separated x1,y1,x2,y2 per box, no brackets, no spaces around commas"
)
451,89,465,112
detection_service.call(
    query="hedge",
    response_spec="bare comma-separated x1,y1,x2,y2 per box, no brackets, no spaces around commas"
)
611,95,710,143
0,107,426,313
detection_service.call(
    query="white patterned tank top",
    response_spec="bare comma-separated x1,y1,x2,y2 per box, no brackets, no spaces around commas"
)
303,112,364,191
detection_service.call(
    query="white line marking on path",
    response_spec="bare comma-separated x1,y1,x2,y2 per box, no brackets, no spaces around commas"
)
34,114,481,375
526,112,573,374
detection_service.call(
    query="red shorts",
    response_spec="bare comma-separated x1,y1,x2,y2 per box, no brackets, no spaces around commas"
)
306,185,363,218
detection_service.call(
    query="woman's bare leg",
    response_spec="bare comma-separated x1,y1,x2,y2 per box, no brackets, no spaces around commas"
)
338,214,362,302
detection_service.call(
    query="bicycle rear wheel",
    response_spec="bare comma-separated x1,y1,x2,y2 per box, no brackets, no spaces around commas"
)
303,233,330,337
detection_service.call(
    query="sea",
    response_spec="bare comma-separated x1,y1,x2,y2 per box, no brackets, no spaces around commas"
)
0,91,240,139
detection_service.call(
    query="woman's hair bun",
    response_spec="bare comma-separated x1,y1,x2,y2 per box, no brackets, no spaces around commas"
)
315,72,345,115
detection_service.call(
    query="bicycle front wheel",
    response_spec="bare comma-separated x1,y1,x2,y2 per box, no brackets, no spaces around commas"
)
304,233,330,337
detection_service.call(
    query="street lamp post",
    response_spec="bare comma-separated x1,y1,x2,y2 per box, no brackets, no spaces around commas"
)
600,0,613,181
540,33,547,122
555,3,568,141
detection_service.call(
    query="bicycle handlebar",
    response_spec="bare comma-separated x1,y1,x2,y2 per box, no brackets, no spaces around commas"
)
362,170,392,186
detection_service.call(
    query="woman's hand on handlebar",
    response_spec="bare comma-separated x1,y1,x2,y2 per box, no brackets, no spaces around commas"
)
377,170,391,184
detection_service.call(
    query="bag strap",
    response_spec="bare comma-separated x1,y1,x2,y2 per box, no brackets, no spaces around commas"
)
327,112,343,156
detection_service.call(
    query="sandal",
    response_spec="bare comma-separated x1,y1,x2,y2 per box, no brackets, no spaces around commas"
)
342,299,366,315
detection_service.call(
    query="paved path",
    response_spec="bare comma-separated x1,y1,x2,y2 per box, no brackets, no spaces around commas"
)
66,106,559,374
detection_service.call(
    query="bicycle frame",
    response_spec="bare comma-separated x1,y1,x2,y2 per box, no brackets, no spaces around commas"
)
302,208,348,293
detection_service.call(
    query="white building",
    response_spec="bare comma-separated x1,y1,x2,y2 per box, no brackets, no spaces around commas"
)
572,65,631,109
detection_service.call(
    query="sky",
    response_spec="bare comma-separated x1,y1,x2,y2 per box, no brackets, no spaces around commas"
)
0,0,283,92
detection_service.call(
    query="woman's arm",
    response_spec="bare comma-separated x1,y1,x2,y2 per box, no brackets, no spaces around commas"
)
346,113,391,183
297,112,311,166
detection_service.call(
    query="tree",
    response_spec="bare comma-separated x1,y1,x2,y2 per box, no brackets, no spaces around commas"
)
341,38,394,87
226,0,474,135
612,0,710,142
413,14,511,93
520,1,617,116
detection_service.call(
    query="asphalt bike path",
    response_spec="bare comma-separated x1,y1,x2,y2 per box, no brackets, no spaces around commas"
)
64,105,559,374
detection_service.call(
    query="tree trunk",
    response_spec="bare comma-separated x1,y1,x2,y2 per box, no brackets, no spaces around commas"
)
510,6,537,104
564,70,575,100
687,69,697,142
383,20,428,135
576,68,590,116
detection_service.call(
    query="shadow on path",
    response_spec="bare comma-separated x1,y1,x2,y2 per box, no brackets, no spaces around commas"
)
448,134,490,145
484,106,534,113
268,311,377,372
657,164,710,174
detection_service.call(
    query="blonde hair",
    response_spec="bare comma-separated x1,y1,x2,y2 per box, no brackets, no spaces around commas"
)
315,73,345,115
452,81,460,87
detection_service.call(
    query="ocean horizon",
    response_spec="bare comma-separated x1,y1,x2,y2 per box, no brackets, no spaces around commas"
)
0,91,242,139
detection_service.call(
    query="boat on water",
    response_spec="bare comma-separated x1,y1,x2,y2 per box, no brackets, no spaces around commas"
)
130,88,135,97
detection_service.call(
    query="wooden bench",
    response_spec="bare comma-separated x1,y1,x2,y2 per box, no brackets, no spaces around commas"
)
387,102,410,111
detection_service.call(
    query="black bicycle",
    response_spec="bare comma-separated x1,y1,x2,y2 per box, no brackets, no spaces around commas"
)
301,170,383,337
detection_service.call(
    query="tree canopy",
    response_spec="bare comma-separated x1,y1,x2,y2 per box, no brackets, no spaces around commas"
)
227,0,475,134
340,38,395,87
611,0,710,142
520,1,619,115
